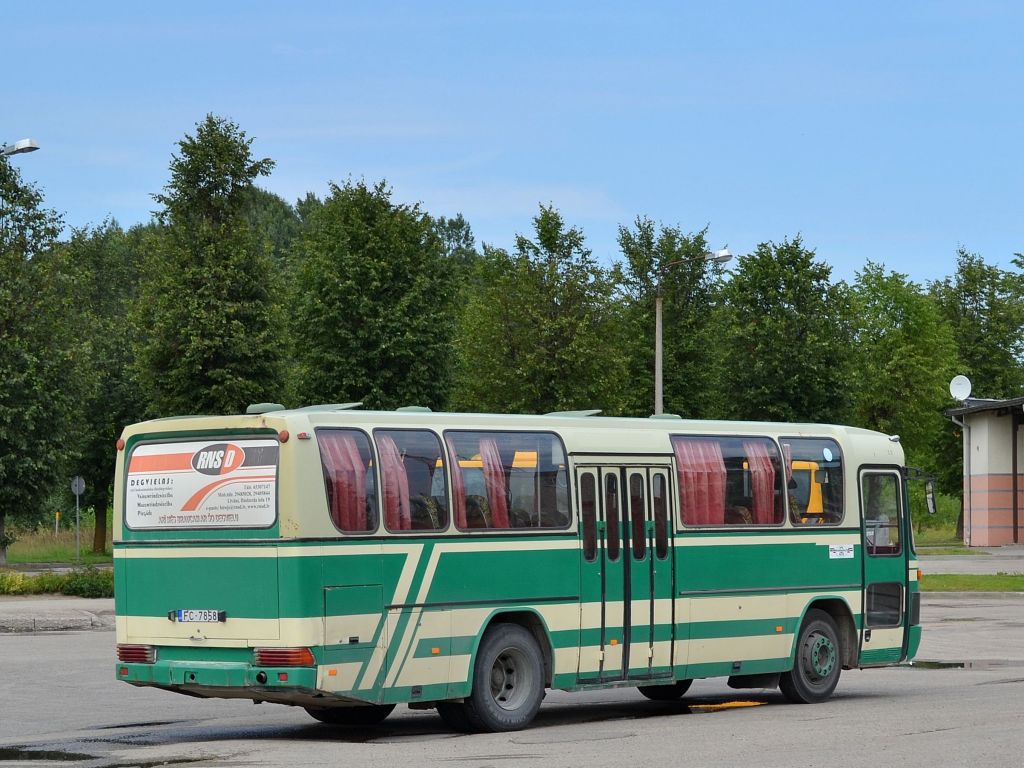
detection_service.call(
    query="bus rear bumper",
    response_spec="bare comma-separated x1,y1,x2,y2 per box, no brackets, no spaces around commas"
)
115,661,321,704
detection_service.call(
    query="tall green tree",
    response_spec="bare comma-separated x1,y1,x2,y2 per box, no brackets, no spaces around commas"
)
0,157,81,564
617,218,725,417
452,205,627,414
290,180,456,409
849,262,957,466
434,213,480,279
243,187,301,265
132,115,286,416
928,249,1024,500
64,221,150,552
930,248,1024,399
719,237,853,423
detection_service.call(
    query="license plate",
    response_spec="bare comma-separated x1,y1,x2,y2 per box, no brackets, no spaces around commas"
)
175,609,224,623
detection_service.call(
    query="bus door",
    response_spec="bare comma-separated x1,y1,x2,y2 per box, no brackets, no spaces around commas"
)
577,465,674,683
858,468,908,665
624,467,674,680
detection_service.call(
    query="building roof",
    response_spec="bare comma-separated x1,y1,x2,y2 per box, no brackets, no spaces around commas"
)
946,396,1024,417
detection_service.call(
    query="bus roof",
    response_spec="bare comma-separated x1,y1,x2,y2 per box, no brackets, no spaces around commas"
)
121,407,905,464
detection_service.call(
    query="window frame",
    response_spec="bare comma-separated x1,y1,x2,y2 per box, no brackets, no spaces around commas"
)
443,429,574,533
373,427,451,535
671,433,788,530
779,436,846,527
315,427,380,536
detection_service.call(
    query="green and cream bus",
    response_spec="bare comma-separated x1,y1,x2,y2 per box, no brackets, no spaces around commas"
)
113,405,922,732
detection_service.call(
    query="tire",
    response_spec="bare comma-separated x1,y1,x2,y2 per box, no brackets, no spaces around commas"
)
463,623,545,732
779,609,842,704
637,680,693,701
436,701,475,732
304,703,396,725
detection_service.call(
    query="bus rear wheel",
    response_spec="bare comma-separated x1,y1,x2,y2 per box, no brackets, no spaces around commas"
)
304,703,396,726
464,623,545,732
638,680,693,701
780,609,841,704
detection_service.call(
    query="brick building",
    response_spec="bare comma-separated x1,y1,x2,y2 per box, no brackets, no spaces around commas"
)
947,396,1024,546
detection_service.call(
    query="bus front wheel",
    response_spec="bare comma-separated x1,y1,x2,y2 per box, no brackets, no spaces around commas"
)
305,703,396,726
464,623,545,732
780,609,841,704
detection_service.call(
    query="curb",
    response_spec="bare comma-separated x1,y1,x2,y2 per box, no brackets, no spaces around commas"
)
0,612,115,633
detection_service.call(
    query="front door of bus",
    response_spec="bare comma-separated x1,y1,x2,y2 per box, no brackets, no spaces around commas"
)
577,465,674,683
859,468,908,665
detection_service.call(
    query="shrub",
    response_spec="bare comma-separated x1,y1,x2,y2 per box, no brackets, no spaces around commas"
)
0,567,114,597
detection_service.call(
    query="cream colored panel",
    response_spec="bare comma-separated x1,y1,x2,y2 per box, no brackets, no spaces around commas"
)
684,634,794,665
324,613,382,647
318,662,364,692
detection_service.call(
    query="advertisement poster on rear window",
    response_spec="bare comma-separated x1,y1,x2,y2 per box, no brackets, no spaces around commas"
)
125,439,279,529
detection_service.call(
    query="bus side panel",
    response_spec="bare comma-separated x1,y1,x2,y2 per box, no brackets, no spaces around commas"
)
677,533,862,680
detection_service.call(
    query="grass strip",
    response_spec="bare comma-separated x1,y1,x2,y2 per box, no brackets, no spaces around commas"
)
921,573,1024,592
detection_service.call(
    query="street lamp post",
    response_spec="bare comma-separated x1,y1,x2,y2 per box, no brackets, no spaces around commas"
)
654,248,733,415
1,138,40,157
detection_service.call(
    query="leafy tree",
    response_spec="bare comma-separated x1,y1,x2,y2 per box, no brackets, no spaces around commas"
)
719,237,853,423
132,115,286,416
434,213,480,278
64,221,150,552
290,180,456,409
243,187,301,265
929,249,1024,504
849,262,957,466
0,157,81,564
930,248,1024,399
617,217,726,417
452,205,627,414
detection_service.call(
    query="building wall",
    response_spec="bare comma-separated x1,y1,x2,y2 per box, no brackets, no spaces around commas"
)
964,411,1024,546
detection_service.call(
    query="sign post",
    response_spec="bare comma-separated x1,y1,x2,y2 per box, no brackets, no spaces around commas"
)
71,476,86,562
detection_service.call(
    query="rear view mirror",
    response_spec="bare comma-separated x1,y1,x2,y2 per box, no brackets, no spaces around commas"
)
925,480,937,516
814,469,828,484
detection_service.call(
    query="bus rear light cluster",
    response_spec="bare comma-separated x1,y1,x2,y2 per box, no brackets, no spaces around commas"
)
253,647,315,667
117,644,157,663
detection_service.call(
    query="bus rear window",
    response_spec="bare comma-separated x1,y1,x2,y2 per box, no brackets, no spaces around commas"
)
125,438,279,529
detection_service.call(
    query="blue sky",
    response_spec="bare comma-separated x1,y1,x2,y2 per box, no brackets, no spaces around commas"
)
4,1,1022,283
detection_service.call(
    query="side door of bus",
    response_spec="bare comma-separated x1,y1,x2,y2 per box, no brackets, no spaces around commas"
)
576,464,674,684
858,467,908,665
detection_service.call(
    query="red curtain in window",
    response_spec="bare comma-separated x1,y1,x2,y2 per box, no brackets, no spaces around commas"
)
377,434,411,531
782,443,793,484
320,432,367,531
446,437,468,528
673,439,726,525
479,438,510,529
744,440,776,525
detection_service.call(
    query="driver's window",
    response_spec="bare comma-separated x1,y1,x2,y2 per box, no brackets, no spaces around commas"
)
862,473,902,556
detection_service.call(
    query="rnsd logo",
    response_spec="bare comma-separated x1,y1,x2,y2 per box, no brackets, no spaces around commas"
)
191,443,244,475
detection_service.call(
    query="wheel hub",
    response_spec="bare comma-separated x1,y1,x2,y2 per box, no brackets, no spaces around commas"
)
808,633,836,679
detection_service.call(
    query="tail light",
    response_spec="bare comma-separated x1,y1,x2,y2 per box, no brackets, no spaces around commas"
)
253,647,316,667
117,644,157,663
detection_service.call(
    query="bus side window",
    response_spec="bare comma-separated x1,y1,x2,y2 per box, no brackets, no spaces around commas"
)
445,431,570,531
317,429,378,533
580,472,597,561
653,473,669,559
375,429,449,532
782,438,844,526
605,473,620,561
